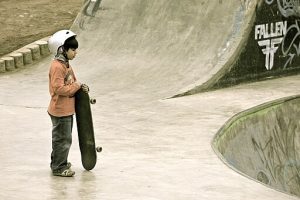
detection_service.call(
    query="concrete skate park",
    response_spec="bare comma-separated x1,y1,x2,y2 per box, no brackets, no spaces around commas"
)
2,0,300,199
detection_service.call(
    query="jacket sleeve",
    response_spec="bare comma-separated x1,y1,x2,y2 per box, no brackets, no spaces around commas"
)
50,64,81,97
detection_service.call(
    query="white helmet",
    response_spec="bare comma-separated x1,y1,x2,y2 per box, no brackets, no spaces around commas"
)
48,30,76,55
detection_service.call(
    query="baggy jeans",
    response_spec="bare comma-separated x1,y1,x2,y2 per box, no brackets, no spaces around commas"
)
49,114,73,173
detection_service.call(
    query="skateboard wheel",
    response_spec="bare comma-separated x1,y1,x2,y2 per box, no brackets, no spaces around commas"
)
90,98,96,104
96,146,102,152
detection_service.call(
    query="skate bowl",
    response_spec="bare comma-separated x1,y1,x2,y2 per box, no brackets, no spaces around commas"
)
212,95,300,197
70,0,257,98
3,0,300,200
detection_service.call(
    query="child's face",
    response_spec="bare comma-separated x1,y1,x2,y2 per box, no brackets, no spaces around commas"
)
66,48,77,60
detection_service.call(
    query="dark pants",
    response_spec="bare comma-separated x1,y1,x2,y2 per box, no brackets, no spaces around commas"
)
49,114,73,173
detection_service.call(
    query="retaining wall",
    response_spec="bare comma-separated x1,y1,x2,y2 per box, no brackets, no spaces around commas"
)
0,37,50,73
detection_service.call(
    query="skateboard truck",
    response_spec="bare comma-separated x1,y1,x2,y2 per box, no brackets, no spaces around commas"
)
90,98,96,104
96,146,102,152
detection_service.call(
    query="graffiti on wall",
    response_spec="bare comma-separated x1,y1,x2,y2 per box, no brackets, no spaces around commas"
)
255,21,287,70
281,20,300,68
250,115,300,194
254,0,300,70
264,0,300,17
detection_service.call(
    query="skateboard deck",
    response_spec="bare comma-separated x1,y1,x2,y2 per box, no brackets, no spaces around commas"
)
75,88,101,170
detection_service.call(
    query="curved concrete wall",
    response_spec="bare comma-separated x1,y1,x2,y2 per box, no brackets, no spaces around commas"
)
212,95,300,197
4,0,300,96
71,0,257,98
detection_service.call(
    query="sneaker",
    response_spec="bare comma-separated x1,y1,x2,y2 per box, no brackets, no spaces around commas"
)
53,169,75,177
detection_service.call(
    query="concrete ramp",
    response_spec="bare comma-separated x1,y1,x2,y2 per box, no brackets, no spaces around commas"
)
212,95,300,197
71,0,255,98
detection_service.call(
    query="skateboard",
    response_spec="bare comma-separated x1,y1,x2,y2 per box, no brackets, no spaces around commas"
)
75,88,102,171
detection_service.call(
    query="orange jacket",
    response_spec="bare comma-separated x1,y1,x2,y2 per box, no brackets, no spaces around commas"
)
48,60,81,117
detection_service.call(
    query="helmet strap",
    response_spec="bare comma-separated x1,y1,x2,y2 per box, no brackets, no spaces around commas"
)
55,46,70,68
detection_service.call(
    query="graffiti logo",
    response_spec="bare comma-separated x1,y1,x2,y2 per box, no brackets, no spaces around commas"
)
255,21,287,70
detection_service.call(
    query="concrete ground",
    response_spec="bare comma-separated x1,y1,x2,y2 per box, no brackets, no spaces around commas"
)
2,60,300,200
1,0,300,199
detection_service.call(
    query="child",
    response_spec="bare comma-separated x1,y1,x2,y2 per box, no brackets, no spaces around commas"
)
48,30,88,177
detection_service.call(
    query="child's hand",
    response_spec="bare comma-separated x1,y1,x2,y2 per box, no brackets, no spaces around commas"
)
74,81,81,88
81,84,90,93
